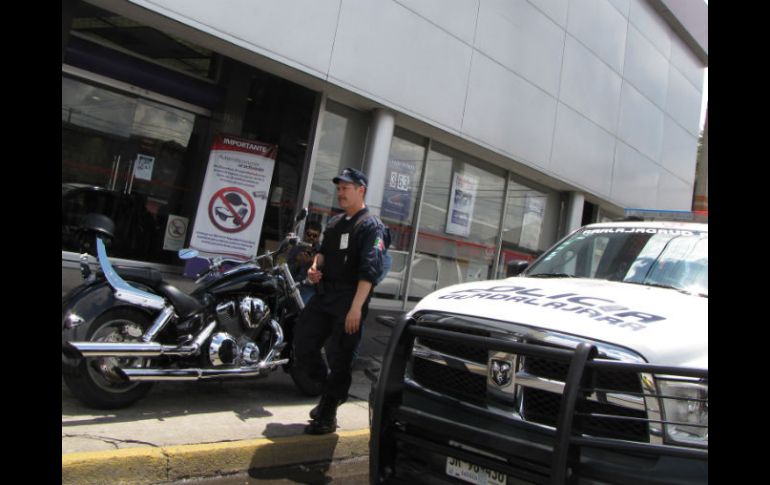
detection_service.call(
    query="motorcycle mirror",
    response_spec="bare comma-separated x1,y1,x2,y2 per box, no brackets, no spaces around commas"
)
178,248,200,260
291,208,309,234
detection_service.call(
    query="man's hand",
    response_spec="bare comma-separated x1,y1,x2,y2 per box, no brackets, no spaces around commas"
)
345,307,362,335
307,265,323,284
345,280,373,334
307,253,325,284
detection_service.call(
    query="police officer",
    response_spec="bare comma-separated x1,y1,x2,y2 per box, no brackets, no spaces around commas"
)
293,167,386,435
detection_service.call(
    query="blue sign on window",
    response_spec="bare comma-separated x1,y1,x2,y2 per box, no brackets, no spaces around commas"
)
381,159,417,222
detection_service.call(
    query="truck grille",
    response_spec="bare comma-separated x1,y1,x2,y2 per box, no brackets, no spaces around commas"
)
412,358,487,406
408,314,651,443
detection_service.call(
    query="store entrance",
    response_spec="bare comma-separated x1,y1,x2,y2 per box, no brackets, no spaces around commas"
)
62,74,202,264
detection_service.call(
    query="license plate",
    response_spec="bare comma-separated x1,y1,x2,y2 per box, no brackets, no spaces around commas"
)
446,456,506,485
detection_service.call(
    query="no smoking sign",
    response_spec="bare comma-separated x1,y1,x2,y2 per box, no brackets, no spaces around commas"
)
208,187,255,233
163,214,189,251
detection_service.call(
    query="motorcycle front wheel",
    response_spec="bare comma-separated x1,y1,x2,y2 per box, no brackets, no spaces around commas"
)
63,307,154,409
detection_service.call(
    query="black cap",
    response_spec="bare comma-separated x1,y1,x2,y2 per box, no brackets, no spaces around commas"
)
333,167,368,187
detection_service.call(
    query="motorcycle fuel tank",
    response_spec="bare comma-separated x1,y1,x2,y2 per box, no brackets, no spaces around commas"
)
195,264,278,298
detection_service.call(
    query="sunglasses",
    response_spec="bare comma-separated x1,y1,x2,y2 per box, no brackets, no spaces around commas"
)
305,231,320,238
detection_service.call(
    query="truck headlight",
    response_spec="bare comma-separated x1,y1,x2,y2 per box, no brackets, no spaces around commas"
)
657,377,708,447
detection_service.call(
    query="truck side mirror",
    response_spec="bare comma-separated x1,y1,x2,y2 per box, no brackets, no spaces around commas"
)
506,260,529,277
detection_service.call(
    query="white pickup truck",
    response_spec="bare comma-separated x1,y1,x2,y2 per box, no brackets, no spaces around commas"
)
370,221,707,484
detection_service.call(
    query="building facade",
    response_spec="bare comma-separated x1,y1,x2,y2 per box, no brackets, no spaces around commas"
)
61,0,708,309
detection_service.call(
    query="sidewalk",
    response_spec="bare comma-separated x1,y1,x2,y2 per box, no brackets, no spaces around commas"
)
62,310,401,484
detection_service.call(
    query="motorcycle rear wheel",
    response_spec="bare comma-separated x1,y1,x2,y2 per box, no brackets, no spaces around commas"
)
63,307,154,409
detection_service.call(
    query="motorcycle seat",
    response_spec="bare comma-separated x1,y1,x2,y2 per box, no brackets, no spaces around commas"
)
115,267,164,287
111,267,208,318
158,283,210,318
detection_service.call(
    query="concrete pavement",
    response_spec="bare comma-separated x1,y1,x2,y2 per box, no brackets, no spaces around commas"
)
62,309,401,484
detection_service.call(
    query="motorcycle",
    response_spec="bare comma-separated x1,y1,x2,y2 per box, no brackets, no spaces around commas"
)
62,209,322,409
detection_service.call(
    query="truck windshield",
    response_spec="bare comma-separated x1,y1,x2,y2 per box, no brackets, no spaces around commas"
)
527,227,708,297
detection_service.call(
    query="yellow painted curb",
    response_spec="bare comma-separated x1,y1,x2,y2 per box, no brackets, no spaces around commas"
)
62,429,371,484
62,447,167,485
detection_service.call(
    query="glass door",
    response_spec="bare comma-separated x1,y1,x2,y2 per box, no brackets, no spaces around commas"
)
495,178,550,278
408,144,505,301
307,100,370,223
373,128,427,302
62,74,198,264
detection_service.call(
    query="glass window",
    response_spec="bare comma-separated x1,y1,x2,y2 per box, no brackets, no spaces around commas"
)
62,74,199,265
307,100,369,223
495,177,551,278
240,70,317,247
374,129,427,300
527,227,708,297
69,2,217,81
408,144,505,300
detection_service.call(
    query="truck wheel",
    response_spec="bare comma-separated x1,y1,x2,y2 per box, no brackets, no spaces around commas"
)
62,308,154,409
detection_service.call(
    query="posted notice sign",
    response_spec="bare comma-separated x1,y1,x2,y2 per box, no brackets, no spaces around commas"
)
189,134,277,259
163,214,189,251
381,158,417,222
446,172,478,237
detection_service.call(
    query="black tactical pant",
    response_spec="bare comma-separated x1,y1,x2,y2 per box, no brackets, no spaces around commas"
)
292,286,369,401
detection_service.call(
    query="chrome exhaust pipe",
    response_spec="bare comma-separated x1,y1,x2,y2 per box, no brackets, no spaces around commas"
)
65,321,217,359
117,368,204,381
120,320,288,382
118,359,290,381
67,341,179,358
69,318,290,382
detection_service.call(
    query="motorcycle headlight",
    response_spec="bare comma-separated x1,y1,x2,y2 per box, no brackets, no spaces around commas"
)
657,377,708,447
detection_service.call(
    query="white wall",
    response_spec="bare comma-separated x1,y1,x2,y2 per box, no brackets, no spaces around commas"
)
126,0,705,210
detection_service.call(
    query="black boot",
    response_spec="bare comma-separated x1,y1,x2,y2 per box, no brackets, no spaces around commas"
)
309,395,347,420
305,394,340,435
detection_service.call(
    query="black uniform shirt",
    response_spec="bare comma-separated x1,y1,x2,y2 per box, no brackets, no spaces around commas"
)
320,207,385,285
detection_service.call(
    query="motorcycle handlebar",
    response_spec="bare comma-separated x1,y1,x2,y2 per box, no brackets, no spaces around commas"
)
255,233,313,261
294,241,314,250
195,230,311,283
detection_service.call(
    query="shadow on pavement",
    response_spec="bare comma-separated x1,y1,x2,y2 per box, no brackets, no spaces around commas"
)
61,377,294,427
262,422,309,438
249,435,340,484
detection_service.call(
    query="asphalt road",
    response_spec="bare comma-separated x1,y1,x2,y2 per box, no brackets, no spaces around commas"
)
162,456,369,484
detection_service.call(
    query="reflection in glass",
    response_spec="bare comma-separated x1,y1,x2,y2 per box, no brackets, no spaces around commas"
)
495,177,550,278
408,145,505,300
528,228,708,297
132,99,196,148
62,75,197,265
62,76,135,138
374,130,427,301
380,130,426,250
70,3,217,80
308,101,369,223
